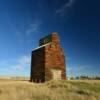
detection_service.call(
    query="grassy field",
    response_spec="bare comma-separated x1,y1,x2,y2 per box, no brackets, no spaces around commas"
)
0,79,100,100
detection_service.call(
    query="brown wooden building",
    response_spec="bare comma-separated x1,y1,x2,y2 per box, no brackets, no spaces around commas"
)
30,32,66,83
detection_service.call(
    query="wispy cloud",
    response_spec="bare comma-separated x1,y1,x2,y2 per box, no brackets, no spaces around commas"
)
9,18,41,43
0,55,31,76
56,0,76,16
67,64,100,77
18,55,31,65
67,65,92,77
25,20,41,36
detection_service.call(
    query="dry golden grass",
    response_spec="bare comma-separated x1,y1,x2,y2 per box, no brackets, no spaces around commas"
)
0,79,100,100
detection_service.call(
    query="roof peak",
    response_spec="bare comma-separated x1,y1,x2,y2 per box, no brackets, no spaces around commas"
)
51,32,58,35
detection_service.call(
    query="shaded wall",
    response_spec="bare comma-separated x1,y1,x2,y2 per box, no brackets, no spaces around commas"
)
30,47,45,83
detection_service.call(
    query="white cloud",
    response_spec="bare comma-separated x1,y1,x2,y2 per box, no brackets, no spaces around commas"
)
18,55,31,66
26,20,41,35
56,0,76,16
12,55,31,72
0,55,31,76
67,65,94,77
9,18,41,43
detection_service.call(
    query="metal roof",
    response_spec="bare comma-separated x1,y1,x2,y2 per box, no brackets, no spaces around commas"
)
33,42,52,51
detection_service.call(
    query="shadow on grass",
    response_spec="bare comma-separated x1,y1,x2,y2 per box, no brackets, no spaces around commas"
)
77,90,91,95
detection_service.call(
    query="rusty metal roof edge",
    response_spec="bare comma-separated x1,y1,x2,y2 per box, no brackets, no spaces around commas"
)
32,42,52,51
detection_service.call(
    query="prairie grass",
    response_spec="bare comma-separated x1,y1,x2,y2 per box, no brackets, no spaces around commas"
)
0,79,100,100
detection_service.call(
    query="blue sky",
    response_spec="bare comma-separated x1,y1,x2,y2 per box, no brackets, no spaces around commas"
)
0,0,100,77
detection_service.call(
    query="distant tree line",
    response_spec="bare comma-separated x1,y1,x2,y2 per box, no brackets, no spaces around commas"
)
75,76,100,80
